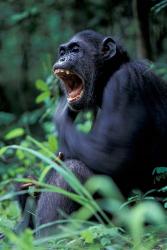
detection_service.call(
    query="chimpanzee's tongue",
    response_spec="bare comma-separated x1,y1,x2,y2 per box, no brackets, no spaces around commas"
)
67,85,83,101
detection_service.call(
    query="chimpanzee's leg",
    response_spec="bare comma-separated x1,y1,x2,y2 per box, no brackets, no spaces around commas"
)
36,160,92,237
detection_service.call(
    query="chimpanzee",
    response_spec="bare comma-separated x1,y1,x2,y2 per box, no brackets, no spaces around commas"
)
52,29,167,194
18,30,167,237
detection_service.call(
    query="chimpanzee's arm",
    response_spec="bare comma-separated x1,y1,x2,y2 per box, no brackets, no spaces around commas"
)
55,66,149,177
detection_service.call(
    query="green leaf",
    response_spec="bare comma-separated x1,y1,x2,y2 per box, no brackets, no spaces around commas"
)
0,147,8,156
5,128,25,140
77,120,92,133
100,237,111,246
16,149,25,160
81,230,94,244
35,79,49,92
152,167,167,175
164,202,167,209
0,112,15,125
128,201,166,247
48,135,58,152
36,91,51,103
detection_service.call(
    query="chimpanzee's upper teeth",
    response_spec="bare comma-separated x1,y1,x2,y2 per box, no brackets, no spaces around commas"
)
54,69,72,75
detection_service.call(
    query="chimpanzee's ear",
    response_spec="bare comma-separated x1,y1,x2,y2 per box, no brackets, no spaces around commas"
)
101,37,116,60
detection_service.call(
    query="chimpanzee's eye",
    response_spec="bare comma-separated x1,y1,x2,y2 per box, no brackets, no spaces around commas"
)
59,49,65,57
71,45,79,53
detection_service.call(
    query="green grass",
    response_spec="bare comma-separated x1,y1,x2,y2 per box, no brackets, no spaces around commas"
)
0,141,167,250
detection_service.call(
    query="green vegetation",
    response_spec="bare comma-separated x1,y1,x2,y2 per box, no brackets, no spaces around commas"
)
0,0,167,249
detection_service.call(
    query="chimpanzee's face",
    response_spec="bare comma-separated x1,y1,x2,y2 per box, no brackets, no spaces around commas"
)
53,31,116,111
53,35,99,111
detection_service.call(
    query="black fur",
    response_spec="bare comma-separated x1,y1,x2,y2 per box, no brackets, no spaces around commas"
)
54,30,167,194
36,160,92,237
17,30,167,237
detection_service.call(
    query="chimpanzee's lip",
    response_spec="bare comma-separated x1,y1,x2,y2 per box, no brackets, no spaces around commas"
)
54,69,84,103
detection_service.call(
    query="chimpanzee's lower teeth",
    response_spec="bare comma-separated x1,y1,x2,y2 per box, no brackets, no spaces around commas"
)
67,90,84,102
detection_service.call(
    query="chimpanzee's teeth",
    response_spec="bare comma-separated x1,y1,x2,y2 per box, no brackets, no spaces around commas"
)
67,90,84,102
54,69,72,75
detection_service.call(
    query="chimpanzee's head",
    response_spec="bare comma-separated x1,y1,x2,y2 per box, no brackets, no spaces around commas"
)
53,30,127,111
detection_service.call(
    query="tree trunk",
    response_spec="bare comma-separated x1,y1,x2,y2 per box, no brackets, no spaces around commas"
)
133,0,152,60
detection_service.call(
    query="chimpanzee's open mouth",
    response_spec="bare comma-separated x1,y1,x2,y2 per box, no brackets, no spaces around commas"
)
54,69,84,102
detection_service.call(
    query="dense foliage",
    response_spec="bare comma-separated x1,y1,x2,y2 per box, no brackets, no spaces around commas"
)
0,0,167,249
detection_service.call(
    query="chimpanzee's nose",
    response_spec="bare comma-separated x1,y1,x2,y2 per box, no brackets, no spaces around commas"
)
60,57,65,62
53,58,66,72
